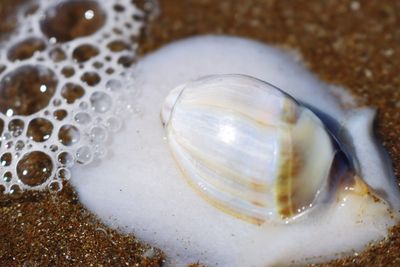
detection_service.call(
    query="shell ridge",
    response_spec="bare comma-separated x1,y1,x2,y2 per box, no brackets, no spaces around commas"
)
181,83,287,126
172,133,272,206
169,125,271,192
275,125,295,218
168,133,270,224
177,101,283,129
170,106,280,168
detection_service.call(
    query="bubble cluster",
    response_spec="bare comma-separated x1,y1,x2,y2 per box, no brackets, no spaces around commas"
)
0,0,158,194
0,65,57,116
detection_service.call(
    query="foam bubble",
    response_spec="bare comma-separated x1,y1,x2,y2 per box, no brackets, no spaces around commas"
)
73,44,100,62
27,118,53,142
17,150,53,186
0,64,57,116
39,0,106,42
7,37,47,61
1,152,12,167
61,83,85,104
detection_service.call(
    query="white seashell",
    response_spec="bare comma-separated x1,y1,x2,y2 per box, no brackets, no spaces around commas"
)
161,74,346,224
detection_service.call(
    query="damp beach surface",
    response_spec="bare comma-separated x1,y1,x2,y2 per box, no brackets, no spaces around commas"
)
1,0,400,266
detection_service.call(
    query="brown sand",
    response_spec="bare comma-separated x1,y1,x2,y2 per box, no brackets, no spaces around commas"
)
0,183,165,266
1,0,400,266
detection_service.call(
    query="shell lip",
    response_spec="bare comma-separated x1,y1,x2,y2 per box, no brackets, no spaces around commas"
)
300,103,362,207
302,102,359,175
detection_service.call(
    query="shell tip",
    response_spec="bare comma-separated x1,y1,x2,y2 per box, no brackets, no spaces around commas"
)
160,83,186,126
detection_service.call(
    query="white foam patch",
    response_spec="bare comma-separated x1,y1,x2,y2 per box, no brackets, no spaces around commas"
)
71,36,400,266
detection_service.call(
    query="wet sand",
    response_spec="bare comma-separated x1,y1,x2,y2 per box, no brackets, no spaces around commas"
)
1,0,400,266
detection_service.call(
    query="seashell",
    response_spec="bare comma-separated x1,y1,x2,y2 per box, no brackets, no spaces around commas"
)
161,74,356,224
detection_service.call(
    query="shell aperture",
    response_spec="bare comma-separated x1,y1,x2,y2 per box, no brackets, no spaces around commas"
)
162,74,354,224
